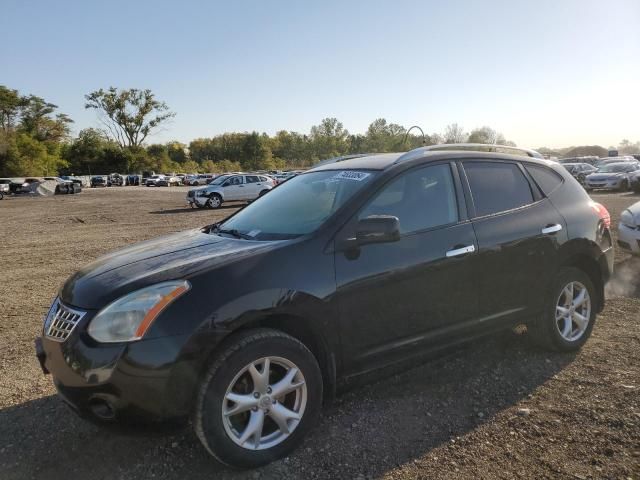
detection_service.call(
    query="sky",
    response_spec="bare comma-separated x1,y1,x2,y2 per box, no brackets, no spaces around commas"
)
2,0,639,149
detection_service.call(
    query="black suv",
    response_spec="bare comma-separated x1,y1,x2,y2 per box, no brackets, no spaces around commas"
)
36,145,614,468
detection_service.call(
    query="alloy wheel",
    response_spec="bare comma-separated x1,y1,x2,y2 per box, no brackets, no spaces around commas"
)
555,281,591,342
221,356,307,450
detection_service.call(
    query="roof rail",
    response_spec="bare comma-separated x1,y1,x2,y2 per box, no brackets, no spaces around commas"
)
313,153,371,167
394,143,543,164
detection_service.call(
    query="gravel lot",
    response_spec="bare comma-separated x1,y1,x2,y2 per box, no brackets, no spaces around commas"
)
1,187,638,479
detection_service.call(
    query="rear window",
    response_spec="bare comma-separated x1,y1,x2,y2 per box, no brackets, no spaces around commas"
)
464,161,534,217
525,164,564,196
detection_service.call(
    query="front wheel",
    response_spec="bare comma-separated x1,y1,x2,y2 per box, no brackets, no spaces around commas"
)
528,267,597,352
207,194,222,209
194,329,323,468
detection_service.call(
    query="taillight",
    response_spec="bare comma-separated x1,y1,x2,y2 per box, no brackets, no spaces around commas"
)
590,202,611,229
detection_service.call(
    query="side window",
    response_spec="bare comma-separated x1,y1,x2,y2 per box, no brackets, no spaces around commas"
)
525,164,564,196
359,164,458,234
464,162,534,217
258,176,268,182
245,175,259,183
227,176,242,186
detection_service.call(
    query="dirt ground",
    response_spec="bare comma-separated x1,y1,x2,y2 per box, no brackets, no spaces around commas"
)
0,187,638,480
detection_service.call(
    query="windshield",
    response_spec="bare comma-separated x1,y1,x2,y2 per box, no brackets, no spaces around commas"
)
218,170,377,240
597,164,633,173
209,175,230,185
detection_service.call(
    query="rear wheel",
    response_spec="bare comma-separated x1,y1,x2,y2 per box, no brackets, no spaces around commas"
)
618,180,629,192
528,267,596,352
259,189,269,197
194,329,322,468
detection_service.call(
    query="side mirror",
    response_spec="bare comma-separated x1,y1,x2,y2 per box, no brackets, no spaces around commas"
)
355,215,401,246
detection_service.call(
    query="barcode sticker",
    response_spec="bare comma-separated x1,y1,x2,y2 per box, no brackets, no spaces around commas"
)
333,171,370,181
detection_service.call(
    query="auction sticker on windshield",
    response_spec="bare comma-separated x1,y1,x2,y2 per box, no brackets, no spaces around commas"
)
333,171,371,181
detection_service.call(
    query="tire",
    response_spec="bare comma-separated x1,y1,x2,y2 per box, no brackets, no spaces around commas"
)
618,180,629,192
259,189,269,197
207,194,222,209
194,328,322,468
528,267,597,352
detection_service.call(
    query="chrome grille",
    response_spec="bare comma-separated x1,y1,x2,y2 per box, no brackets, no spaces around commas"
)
44,299,86,342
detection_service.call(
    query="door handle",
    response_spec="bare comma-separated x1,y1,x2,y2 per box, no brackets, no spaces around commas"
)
541,224,562,235
446,245,476,258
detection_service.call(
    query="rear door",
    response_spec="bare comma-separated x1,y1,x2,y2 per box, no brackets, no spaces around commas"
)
335,162,480,374
461,160,567,325
243,175,261,199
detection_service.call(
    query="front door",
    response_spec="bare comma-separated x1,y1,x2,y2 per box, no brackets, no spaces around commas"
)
334,163,480,375
223,175,245,200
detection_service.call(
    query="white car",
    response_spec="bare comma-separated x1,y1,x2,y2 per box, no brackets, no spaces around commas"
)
186,174,274,209
618,201,640,255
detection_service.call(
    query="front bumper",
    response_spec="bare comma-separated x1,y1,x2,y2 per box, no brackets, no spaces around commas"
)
618,222,640,254
586,178,624,190
187,195,208,207
36,330,199,424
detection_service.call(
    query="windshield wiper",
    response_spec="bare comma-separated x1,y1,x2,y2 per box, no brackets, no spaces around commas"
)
211,224,252,239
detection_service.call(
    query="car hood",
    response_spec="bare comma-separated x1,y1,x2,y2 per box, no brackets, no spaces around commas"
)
587,173,624,181
60,228,282,310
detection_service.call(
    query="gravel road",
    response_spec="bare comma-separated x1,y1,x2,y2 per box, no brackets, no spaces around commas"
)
0,187,638,479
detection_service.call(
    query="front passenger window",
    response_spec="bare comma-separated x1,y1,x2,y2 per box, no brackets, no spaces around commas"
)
359,164,458,234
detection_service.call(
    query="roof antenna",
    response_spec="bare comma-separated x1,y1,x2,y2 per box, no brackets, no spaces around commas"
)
402,125,427,148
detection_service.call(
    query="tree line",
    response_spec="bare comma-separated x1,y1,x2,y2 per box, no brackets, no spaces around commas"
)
1,85,636,177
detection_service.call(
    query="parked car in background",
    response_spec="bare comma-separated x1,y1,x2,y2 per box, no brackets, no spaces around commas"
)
108,173,124,186
37,145,614,468
0,179,10,199
44,177,80,194
562,163,597,185
164,174,182,186
618,200,640,255
14,178,42,193
186,173,274,208
559,156,598,166
60,176,84,187
595,156,637,168
141,171,155,185
90,176,107,188
183,174,198,185
125,174,140,186
585,162,640,192
196,174,214,185
630,170,640,193
146,174,169,187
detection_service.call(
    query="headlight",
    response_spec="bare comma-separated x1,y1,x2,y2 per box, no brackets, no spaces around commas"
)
196,190,209,197
621,209,637,228
87,281,190,343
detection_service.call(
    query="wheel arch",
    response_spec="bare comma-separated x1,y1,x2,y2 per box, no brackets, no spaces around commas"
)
559,252,606,312
234,314,336,405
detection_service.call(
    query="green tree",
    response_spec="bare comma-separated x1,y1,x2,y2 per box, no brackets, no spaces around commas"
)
85,87,175,148
309,117,349,159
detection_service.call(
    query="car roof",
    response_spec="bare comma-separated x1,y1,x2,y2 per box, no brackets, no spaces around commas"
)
310,150,550,172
